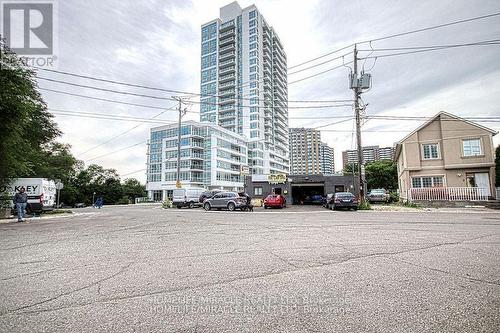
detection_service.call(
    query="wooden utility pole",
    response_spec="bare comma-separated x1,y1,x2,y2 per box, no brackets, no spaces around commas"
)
173,97,187,189
353,44,365,202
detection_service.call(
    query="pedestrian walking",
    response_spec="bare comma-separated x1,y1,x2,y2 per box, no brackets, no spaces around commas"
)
96,196,104,209
13,187,28,222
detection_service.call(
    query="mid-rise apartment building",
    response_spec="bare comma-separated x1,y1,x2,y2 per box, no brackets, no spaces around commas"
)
342,145,395,168
289,128,335,175
145,121,248,201
200,1,289,175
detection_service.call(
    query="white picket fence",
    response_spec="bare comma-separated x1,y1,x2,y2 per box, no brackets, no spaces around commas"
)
409,187,488,202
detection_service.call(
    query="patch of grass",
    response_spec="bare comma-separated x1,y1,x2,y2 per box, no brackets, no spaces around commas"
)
358,201,372,210
400,201,422,209
44,209,73,215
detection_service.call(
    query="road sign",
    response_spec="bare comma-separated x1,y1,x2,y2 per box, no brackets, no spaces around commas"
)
55,182,64,190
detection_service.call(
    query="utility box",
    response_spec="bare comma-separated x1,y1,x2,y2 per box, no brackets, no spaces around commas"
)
349,74,358,89
359,73,371,90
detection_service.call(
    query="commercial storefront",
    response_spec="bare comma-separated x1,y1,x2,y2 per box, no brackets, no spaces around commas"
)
244,174,359,205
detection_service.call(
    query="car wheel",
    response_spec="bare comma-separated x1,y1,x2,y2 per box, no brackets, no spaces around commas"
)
189,202,195,209
176,205,182,209
228,202,235,211
203,202,211,211
353,207,358,211
264,205,268,209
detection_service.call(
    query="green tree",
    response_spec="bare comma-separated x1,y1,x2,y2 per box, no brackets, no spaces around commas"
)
343,163,358,174
495,145,500,187
365,160,398,190
0,40,61,187
122,178,146,203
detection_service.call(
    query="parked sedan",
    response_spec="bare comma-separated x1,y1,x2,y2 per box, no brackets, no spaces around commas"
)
263,194,286,209
203,192,246,211
331,192,358,211
367,188,390,203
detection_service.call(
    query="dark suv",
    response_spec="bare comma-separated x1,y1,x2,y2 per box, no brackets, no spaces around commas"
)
203,192,246,211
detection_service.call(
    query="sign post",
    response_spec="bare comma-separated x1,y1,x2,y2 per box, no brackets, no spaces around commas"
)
55,181,64,208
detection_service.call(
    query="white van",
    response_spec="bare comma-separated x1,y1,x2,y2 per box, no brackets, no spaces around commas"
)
172,187,206,209
0,178,56,213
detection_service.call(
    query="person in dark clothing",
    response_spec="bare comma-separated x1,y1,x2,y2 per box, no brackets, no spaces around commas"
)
95,196,104,209
13,187,28,222
238,192,253,212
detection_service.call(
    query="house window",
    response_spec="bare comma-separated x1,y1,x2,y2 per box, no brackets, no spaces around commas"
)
422,143,439,159
462,138,481,157
411,176,444,188
254,187,263,196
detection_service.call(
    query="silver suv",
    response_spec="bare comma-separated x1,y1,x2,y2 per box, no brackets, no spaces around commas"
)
203,192,246,211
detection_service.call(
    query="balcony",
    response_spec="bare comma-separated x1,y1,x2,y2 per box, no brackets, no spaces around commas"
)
220,20,235,31
219,65,235,76
219,81,236,89
219,44,235,54
219,36,235,47
218,58,235,68
219,111,236,120
219,88,234,97
219,96,235,105
219,29,235,38
219,73,235,83
219,120,236,127
219,51,235,62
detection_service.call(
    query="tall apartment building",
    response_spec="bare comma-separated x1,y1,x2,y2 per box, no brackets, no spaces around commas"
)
200,1,289,175
342,145,396,168
319,142,335,175
289,128,335,175
145,121,248,201
289,128,321,174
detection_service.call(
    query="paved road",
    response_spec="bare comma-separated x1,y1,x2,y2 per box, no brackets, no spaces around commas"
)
0,205,499,332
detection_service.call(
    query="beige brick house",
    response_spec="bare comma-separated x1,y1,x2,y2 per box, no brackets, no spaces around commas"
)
395,112,497,201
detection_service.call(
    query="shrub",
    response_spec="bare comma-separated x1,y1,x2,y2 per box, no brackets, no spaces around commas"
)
116,196,130,205
389,191,399,203
162,198,173,209
358,200,372,210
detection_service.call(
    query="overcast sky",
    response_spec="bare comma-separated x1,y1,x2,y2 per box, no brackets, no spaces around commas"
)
36,0,500,182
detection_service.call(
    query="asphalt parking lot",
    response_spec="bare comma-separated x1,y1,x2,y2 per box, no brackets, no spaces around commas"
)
0,205,499,332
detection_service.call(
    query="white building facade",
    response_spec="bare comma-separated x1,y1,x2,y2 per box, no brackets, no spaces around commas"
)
200,1,289,176
146,121,248,201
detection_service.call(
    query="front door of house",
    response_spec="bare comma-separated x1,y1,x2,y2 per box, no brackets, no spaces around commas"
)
474,173,491,197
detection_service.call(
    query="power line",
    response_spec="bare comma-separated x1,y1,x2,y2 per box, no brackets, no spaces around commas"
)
120,169,146,178
359,40,500,59
359,11,500,44
287,11,500,72
288,51,352,75
85,141,147,163
35,67,351,104
288,61,353,85
76,102,178,157
38,76,352,110
358,39,500,52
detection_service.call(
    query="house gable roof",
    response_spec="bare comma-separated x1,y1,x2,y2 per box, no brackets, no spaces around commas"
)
397,111,498,144
394,111,498,160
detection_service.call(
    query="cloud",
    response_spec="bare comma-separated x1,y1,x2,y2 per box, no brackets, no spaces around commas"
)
36,0,500,181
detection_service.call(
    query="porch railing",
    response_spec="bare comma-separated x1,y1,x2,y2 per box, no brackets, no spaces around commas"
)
409,187,488,202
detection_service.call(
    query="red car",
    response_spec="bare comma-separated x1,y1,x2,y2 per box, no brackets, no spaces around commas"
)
263,194,286,209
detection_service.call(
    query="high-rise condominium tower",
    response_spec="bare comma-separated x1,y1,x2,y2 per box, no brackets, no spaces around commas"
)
200,1,289,175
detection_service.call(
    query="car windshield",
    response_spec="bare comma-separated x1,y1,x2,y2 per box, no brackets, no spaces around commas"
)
371,190,385,194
